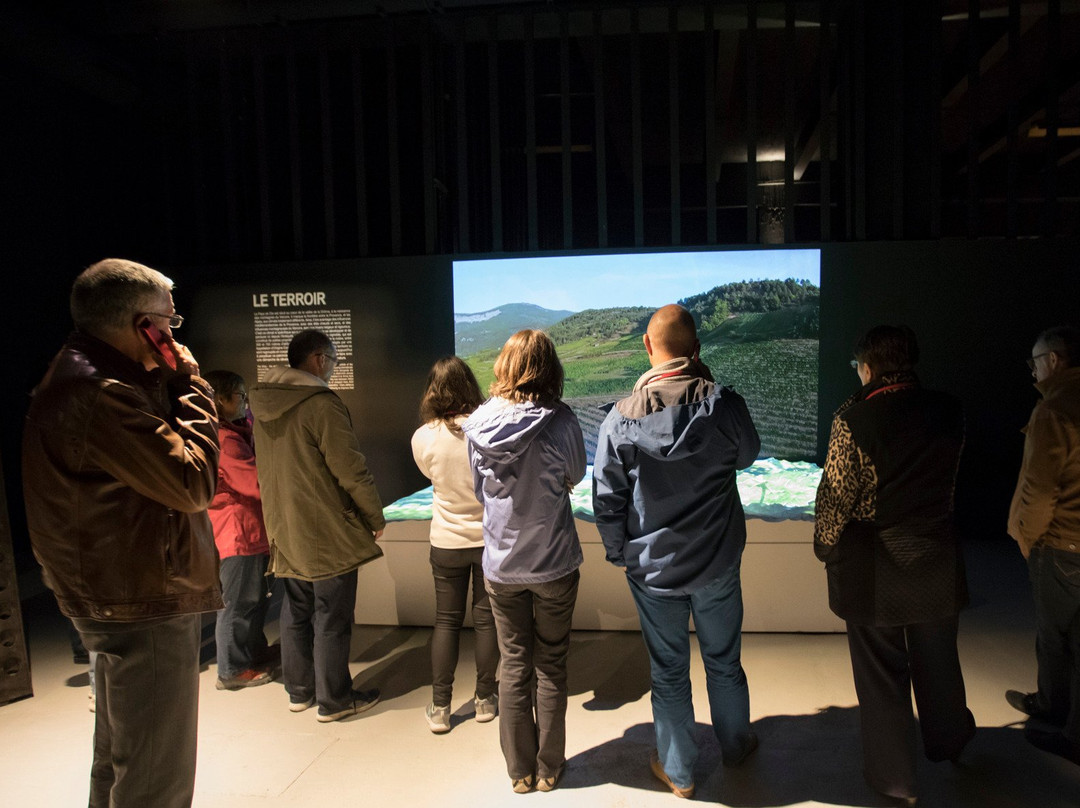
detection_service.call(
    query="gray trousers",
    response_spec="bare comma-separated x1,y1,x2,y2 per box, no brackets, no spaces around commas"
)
74,613,202,808
486,570,579,781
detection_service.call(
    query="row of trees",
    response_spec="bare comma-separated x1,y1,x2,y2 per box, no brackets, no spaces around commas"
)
681,278,819,329
548,306,654,343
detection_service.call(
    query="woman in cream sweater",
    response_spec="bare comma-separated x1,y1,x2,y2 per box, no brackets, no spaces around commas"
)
411,356,499,733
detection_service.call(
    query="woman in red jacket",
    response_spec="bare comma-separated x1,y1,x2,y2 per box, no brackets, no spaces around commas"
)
206,370,275,690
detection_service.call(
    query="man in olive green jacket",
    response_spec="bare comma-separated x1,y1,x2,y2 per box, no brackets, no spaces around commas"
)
250,328,385,722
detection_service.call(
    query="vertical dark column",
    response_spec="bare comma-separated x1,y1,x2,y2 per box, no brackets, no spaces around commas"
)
819,0,832,242
593,7,609,247
704,2,717,244
488,15,503,252
631,8,644,246
1043,0,1060,236
319,49,337,258
966,0,980,237
784,1,796,243
561,10,573,249
890,6,904,239
669,5,681,246
1006,0,1020,238
253,50,273,259
186,43,208,262
746,1,758,243
386,22,402,256
849,1,865,240
423,28,438,255
285,44,304,259
525,14,538,251
455,38,470,253
220,42,241,259
351,48,369,257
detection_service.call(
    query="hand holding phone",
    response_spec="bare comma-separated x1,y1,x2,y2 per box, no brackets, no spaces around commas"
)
138,319,178,370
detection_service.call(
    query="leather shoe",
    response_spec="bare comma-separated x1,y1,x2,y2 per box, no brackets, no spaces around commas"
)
1005,689,1040,717
649,749,694,799
1024,727,1080,765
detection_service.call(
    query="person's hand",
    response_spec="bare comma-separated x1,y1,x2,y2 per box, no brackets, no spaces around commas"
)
151,339,200,376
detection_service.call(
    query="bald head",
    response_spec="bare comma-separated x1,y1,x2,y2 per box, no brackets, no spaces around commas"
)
644,304,699,365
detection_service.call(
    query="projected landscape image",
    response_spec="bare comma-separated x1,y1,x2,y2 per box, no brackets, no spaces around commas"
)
453,250,821,464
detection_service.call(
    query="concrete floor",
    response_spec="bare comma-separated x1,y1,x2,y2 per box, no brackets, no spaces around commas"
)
3,538,1079,807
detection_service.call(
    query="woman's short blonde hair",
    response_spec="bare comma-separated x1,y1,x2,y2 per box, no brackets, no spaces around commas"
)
489,329,564,404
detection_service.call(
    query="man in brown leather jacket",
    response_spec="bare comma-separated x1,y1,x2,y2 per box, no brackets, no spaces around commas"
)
22,258,221,808
1006,325,1080,766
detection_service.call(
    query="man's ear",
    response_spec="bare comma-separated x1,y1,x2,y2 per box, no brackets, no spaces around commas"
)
643,332,653,356
692,339,701,361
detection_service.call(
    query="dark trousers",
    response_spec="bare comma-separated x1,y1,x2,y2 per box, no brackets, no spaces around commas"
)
847,617,975,800
1029,545,1080,742
429,545,499,706
216,553,271,679
74,614,201,808
486,570,579,781
281,570,358,714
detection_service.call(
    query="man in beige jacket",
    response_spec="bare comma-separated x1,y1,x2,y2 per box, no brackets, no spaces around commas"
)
249,328,385,722
1006,325,1080,766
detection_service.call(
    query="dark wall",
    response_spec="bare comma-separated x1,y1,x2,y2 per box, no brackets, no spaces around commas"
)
819,239,1080,543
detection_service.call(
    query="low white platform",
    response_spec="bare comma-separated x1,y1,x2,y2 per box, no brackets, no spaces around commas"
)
355,518,844,633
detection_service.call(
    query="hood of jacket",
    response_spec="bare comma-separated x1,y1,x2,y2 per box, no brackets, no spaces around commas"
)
462,397,563,464
611,357,723,463
249,366,331,422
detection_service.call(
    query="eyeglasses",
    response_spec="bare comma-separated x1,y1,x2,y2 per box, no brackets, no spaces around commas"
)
142,311,184,329
317,352,349,364
234,391,248,401
1026,351,1052,371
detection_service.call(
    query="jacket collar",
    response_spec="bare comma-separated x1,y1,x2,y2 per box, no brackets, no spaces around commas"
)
1036,365,1080,399
632,356,714,392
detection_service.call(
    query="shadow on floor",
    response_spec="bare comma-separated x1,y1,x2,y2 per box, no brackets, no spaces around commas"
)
563,707,1080,807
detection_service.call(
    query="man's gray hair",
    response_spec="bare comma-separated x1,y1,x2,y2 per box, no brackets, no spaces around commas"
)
1038,325,1080,367
70,258,174,335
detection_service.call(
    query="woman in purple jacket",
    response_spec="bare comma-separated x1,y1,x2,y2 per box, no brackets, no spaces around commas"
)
463,330,586,794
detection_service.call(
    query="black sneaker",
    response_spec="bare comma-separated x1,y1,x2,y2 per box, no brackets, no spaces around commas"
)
317,688,380,723
1024,727,1080,765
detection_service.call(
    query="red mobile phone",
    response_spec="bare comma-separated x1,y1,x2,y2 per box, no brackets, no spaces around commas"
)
138,319,177,370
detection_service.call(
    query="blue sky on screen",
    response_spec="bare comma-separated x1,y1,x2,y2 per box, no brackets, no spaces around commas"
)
452,249,821,314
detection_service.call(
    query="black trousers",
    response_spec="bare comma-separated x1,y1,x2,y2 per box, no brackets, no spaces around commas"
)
847,617,975,800
280,569,358,714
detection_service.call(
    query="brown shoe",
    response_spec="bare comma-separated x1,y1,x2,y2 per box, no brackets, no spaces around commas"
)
649,749,694,799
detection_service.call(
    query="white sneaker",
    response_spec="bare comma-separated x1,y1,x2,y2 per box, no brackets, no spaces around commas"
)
426,702,451,733
288,697,315,713
474,693,497,723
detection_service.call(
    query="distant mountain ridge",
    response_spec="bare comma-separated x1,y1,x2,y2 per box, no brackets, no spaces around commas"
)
455,302,575,355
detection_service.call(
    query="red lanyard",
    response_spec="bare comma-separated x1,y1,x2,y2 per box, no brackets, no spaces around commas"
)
645,370,686,385
865,382,915,400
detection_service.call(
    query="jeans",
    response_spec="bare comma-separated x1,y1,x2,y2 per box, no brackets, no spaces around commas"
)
74,614,201,808
216,553,271,679
486,570,579,780
281,569,358,715
1029,545,1080,742
627,567,751,790
430,545,499,706
846,618,975,799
